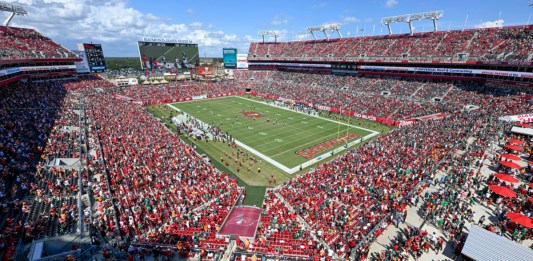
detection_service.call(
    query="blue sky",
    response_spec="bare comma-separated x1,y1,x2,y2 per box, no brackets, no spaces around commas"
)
1,0,532,57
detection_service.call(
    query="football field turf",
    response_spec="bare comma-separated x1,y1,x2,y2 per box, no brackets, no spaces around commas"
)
169,96,379,173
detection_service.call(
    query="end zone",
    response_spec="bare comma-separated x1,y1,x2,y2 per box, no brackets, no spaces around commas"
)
217,206,262,241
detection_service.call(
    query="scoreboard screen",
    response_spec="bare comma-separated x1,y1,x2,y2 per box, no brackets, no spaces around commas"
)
223,48,237,69
83,43,107,72
138,41,199,70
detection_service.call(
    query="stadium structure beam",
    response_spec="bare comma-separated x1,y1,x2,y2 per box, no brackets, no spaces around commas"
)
0,1,27,26
381,10,443,35
258,30,281,43
322,29,329,40
308,29,317,40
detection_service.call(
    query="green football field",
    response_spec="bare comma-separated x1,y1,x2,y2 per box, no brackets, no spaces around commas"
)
169,96,378,172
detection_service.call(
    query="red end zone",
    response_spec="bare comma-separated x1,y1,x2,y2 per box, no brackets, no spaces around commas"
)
296,133,360,159
218,206,261,238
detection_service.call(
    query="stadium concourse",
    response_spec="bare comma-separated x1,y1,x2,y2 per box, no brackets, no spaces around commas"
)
0,24,532,261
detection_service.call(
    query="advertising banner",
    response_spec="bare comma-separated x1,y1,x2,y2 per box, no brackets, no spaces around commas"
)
359,65,533,79
237,54,248,69
499,113,533,123
72,50,90,73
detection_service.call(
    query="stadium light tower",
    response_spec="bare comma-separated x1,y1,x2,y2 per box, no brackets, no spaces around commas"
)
258,30,281,43
381,10,443,36
0,1,27,27
324,24,342,38
306,24,342,40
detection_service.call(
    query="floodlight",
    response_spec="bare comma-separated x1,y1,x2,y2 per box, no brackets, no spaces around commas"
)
381,10,443,35
306,23,343,40
0,1,27,26
258,30,281,43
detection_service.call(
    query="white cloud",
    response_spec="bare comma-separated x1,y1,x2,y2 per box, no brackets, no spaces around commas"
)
476,19,504,28
312,2,327,9
341,16,373,25
0,0,251,56
271,15,289,26
186,8,193,15
386,0,398,8
343,16,361,24
243,35,256,42
294,34,309,40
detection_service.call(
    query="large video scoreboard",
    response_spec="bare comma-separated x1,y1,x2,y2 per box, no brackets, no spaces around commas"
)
223,48,237,69
82,43,107,72
138,38,199,70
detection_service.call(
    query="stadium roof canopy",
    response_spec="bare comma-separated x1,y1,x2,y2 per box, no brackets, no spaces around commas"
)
461,225,533,261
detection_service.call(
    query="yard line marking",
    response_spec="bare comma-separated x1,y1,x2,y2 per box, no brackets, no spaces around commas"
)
234,96,378,133
259,132,267,136
260,126,339,153
274,138,283,142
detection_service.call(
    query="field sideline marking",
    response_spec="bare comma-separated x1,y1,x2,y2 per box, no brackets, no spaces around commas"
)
166,97,380,174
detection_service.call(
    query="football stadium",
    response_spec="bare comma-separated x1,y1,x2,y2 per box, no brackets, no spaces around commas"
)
0,0,533,260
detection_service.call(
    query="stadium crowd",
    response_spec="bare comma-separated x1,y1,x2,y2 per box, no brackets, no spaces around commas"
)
1,21,532,261
0,80,95,260
0,26,76,60
235,71,532,122
249,25,533,62
0,73,531,260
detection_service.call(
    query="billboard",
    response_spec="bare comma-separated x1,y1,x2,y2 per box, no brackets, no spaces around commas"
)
194,66,216,77
223,48,237,69
138,40,199,70
237,54,248,69
82,43,107,72
72,50,90,73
